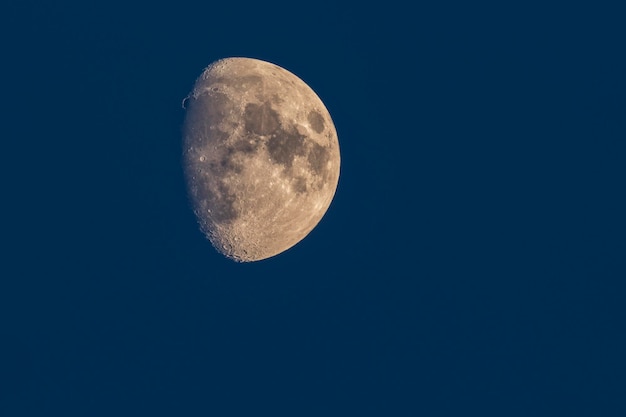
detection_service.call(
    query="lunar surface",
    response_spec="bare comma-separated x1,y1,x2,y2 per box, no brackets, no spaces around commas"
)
182,57,340,262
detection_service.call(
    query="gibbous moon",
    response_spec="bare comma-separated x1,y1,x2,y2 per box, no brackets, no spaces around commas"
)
182,57,340,262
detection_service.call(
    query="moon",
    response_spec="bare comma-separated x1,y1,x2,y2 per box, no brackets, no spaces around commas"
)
182,57,341,262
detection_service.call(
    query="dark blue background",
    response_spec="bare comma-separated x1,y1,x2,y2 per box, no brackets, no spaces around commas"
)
3,1,625,415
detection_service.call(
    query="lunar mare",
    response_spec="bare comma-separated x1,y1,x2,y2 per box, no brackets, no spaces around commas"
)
182,57,340,262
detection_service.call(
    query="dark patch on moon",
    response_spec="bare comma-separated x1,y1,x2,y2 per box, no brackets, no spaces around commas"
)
244,102,280,135
219,154,242,174
307,142,330,176
307,111,325,133
231,136,260,154
292,176,307,193
267,128,306,168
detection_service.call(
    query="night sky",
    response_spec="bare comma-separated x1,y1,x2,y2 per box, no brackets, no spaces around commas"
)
3,1,625,416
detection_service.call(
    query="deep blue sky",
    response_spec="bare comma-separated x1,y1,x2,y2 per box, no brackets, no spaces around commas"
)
3,1,625,416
